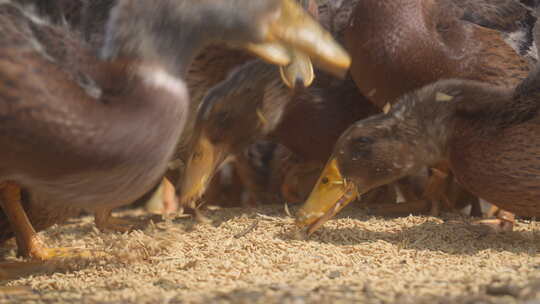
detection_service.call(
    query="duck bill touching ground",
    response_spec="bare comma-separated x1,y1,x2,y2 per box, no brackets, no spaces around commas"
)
178,135,230,209
295,158,359,236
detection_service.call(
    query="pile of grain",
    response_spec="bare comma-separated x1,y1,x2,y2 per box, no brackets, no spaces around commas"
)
1,204,539,303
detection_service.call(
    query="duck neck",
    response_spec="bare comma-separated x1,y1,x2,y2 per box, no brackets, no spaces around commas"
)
390,79,520,170
389,91,459,169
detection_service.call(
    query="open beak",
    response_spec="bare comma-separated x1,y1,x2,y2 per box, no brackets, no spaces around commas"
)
245,0,350,79
179,135,227,208
295,158,359,236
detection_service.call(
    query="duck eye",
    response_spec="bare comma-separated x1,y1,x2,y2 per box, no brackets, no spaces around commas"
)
321,177,329,184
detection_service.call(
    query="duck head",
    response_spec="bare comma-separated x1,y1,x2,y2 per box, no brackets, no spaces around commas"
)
178,61,289,207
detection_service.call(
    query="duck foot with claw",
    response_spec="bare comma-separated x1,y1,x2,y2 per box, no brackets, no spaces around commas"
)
0,182,106,280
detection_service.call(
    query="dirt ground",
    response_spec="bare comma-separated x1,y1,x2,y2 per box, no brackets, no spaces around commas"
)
1,203,540,304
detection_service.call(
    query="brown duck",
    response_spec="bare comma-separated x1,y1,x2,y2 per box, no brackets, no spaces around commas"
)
296,7,540,235
0,0,349,267
332,0,536,222
345,0,535,107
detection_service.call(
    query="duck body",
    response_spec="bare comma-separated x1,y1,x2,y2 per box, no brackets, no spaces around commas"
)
270,75,379,163
345,0,534,107
0,1,187,213
449,80,540,216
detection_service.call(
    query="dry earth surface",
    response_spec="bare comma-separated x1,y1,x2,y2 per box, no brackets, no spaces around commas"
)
1,204,540,303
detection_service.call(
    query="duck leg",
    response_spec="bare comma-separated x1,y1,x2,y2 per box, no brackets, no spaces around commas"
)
422,165,451,216
161,178,179,214
0,182,45,259
0,181,104,280
473,205,515,232
0,182,92,259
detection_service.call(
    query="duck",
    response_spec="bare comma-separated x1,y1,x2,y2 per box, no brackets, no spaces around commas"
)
333,0,537,222
0,0,331,245
0,0,349,267
345,0,535,108
296,7,540,236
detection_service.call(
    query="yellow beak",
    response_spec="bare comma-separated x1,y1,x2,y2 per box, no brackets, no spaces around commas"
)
279,49,314,88
245,0,350,80
179,135,224,208
295,158,359,236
